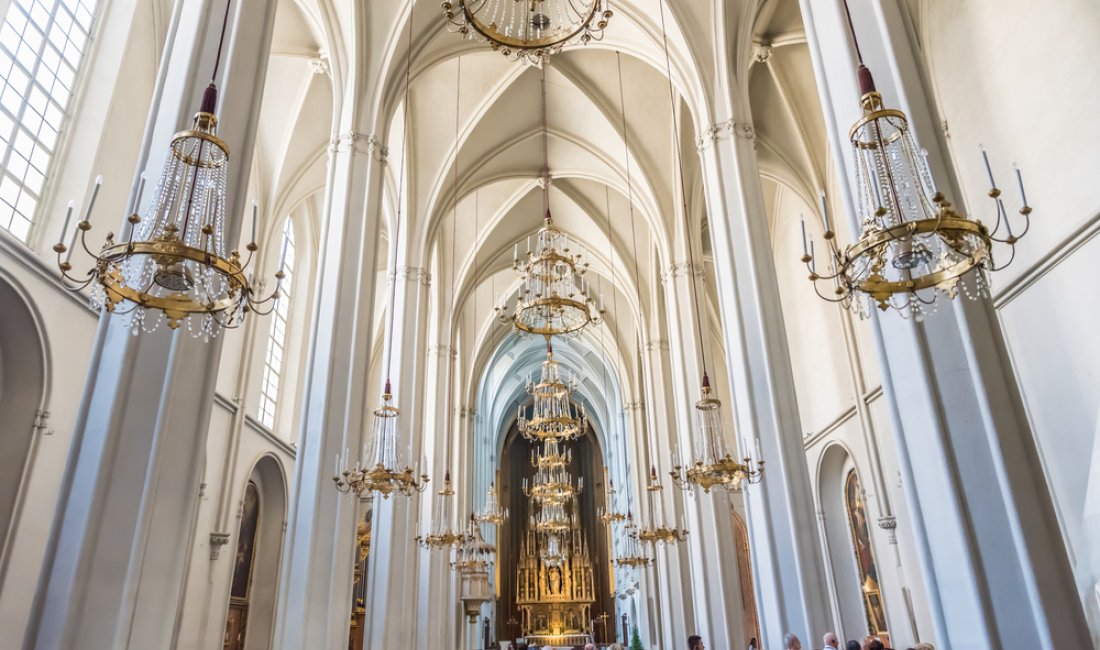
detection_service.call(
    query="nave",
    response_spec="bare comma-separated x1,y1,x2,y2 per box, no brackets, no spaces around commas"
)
0,0,1098,649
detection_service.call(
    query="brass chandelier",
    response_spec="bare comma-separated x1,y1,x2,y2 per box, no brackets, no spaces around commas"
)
416,470,466,549
531,497,576,534
55,0,280,339
333,0,427,500
670,375,764,494
638,466,687,546
614,513,651,569
523,437,583,504
517,343,590,441
452,515,496,574
496,66,603,338
801,1,1031,321
441,0,612,62
475,481,509,527
598,468,626,525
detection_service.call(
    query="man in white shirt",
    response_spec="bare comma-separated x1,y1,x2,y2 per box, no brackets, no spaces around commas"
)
823,632,841,650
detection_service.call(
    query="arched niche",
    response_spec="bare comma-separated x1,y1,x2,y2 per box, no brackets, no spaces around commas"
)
223,455,287,650
0,274,48,560
817,443,869,642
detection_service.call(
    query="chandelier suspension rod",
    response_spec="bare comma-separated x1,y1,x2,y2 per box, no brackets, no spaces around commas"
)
841,0,864,65
446,56,463,469
384,0,416,388
541,64,551,220
210,0,234,83
657,0,709,381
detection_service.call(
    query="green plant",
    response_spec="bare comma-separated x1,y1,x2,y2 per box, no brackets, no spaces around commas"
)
629,627,644,650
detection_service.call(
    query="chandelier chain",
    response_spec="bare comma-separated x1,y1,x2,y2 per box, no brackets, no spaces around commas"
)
211,0,233,82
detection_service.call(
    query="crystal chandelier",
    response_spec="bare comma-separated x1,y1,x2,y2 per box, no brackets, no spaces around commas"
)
474,481,509,526
598,468,626,525
453,514,497,575
441,0,612,62
54,0,280,339
517,343,590,441
523,437,583,504
416,470,466,549
654,0,764,496
333,0,428,500
614,513,651,569
670,374,764,494
495,66,603,337
801,1,1031,321
638,466,687,546
531,497,576,534
332,381,429,498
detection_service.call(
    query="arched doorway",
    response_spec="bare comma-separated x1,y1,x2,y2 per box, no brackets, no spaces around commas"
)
223,456,287,650
0,275,47,563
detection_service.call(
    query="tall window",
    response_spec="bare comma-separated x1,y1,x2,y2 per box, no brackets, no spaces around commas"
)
0,0,97,241
258,219,296,428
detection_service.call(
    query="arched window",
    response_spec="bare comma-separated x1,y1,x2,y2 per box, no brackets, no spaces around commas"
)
0,0,98,240
258,218,295,428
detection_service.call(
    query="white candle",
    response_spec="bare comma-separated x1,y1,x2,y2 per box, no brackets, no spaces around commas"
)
800,216,808,255
980,145,996,188
130,174,146,217
513,243,518,261
1014,164,1029,206
754,437,762,460
59,200,74,244
820,192,831,233
278,227,289,272
334,453,339,476
83,175,102,223
251,202,258,244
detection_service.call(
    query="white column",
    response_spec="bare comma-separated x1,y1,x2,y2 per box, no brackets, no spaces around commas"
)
273,131,388,650
796,0,1090,647
696,118,834,646
364,263,433,646
24,1,278,648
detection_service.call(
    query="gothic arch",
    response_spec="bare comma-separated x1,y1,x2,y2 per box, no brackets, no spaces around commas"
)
0,272,49,568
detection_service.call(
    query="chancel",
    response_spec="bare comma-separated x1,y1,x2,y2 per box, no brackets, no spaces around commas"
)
0,0,1097,649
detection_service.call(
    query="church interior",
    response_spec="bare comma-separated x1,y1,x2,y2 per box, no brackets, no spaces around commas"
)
0,0,1098,649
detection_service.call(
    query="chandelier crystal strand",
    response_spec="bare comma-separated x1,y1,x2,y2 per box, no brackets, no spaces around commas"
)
801,0,1031,321
332,0,427,499
54,0,283,340
495,66,603,338
416,470,466,549
475,479,509,526
452,514,496,574
441,0,612,62
524,436,583,504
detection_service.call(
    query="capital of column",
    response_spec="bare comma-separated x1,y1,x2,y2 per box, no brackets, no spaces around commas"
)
695,118,756,152
623,401,645,413
389,265,431,287
659,261,706,285
455,406,477,420
309,54,330,76
428,344,458,359
644,339,669,353
877,515,898,544
327,131,388,164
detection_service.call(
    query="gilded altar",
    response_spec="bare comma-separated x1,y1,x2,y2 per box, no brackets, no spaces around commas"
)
515,527,595,644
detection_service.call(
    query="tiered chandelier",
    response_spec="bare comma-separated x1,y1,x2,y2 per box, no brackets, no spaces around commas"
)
518,342,590,441
496,66,603,337
441,0,612,62
416,470,466,549
531,498,575,534
670,374,764,494
801,0,1031,320
475,481,509,527
54,0,280,339
333,0,427,499
523,437,583,504
613,512,651,570
638,466,687,546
